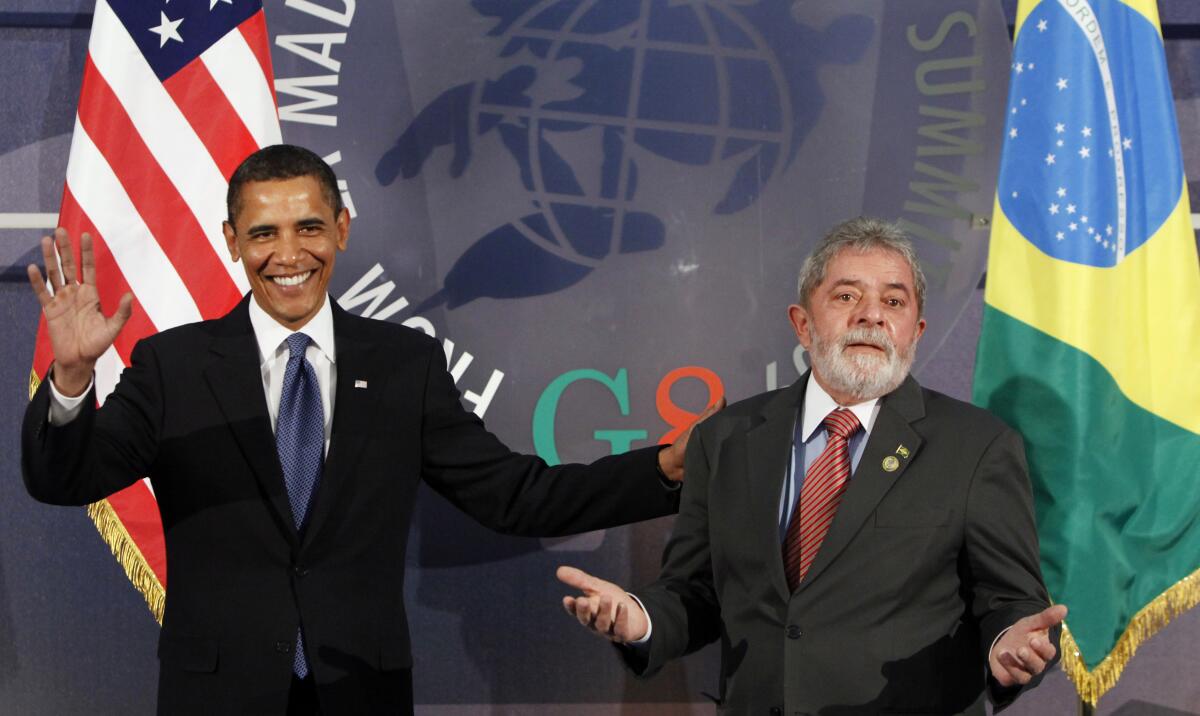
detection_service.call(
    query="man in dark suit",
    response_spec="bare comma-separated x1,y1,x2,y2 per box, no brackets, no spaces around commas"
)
22,145,712,714
560,217,1067,714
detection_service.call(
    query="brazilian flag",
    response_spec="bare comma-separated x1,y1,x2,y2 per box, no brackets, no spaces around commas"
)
973,0,1200,705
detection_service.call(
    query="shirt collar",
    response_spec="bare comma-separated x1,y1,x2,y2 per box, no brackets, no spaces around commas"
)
799,372,881,442
247,294,336,366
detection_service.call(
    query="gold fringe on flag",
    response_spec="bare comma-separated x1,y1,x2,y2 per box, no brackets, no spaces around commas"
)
86,498,165,624
29,369,165,625
1059,568,1200,705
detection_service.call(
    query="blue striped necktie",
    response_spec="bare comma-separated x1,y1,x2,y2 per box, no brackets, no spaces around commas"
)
275,332,324,679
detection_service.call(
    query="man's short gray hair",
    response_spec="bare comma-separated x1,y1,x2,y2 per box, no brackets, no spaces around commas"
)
796,217,927,316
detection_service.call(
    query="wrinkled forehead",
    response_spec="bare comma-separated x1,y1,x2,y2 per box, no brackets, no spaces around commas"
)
821,246,916,288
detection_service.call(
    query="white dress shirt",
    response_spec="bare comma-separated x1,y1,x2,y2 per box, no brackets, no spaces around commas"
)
248,297,336,455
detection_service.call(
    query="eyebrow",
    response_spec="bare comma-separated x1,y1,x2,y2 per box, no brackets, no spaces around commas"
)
829,278,912,295
244,217,326,234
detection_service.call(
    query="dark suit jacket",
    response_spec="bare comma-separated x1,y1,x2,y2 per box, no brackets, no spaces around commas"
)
22,296,679,715
628,374,1054,715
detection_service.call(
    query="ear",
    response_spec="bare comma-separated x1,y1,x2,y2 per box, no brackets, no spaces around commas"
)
914,317,927,342
335,208,351,252
787,304,813,350
222,221,240,262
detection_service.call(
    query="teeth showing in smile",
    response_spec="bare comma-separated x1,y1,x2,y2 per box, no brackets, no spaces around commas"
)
272,271,312,287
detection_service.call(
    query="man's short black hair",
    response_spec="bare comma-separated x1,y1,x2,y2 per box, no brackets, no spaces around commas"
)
226,144,343,225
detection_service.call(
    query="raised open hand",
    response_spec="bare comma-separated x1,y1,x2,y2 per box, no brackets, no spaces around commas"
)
27,228,132,396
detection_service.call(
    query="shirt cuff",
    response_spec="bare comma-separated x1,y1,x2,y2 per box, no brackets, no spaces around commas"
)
988,626,1013,663
626,592,653,648
47,373,93,426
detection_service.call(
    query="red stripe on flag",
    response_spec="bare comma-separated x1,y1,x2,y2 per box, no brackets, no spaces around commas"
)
162,58,259,180
238,10,278,110
33,316,54,381
60,186,157,363
106,480,168,588
76,56,243,320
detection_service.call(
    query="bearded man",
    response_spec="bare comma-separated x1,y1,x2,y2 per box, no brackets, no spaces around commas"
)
558,218,1066,714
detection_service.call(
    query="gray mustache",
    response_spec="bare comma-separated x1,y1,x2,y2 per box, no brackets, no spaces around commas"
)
837,328,895,357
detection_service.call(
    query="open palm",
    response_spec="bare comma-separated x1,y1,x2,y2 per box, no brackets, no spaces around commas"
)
27,229,132,395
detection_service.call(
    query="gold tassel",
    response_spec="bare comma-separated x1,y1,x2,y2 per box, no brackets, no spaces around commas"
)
86,499,165,624
29,369,166,623
1058,568,1200,705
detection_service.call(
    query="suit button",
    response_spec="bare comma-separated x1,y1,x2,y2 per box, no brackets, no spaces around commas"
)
786,624,802,639
292,565,309,577
275,641,292,654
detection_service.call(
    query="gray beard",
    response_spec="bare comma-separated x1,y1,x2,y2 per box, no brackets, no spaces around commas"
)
809,326,916,403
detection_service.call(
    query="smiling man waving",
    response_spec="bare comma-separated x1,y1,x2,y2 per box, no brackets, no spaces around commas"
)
21,145,714,715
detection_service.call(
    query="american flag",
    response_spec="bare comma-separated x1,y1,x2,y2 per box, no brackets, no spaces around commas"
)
31,0,281,621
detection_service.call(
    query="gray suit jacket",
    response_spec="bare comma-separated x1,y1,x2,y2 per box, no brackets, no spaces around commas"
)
628,374,1054,715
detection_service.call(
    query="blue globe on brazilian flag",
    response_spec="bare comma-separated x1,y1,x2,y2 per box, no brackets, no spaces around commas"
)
974,0,1200,704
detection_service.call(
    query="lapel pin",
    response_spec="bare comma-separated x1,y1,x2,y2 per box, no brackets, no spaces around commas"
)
354,379,368,389
882,455,900,472
896,445,910,459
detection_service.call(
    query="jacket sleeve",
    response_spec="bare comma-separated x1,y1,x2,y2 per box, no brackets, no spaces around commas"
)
416,338,679,537
621,419,722,676
962,427,1059,708
21,340,163,506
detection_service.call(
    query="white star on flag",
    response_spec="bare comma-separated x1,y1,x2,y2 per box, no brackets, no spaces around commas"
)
1037,19,1048,31
1056,231,1064,240
211,0,233,8
1069,222,1078,231
1067,204,1076,214
1079,146,1091,159
1049,203,1060,215
1082,126,1092,137
1055,123,1065,133
1123,137,1133,150
1016,62,1024,74
149,11,185,47
1057,77,1069,90
1010,128,1018,138
1057,187,1067,197
1045,153,1056,165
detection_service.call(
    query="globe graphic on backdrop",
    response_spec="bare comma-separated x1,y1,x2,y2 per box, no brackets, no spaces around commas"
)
376,0,871,311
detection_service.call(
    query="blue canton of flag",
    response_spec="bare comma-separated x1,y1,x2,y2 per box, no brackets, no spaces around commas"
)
996,0,1182,269
107,0,263,80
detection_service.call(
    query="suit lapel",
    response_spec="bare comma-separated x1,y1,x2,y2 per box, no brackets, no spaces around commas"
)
796,375,926,591
300,303,387,550
744,379,805,606
203,298,299,546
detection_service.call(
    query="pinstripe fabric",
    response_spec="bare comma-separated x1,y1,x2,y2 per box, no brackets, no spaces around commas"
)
782,408,860,591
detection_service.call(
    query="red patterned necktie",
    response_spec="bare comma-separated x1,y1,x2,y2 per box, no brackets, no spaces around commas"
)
783,408,861,591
